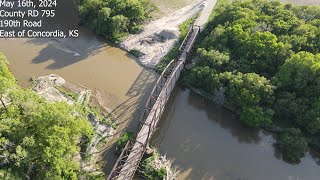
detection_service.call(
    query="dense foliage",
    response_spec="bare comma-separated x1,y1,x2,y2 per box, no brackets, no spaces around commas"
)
0,54,15,110
183,0,320,160
138,152,167,180
78,0,155,41
274,52,320,134
115,132,134,154
0,54,94,179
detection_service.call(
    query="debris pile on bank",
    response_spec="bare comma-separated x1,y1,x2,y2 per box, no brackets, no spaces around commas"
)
86,113,115,155
33,74,74,104
149,153,179,180
138,151,179,180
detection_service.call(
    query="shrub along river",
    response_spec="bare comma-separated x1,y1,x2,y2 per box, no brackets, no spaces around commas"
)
0,28,319,180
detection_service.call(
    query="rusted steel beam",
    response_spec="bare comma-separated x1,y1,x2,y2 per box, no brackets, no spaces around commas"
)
179,25,194,52
108,140,132,179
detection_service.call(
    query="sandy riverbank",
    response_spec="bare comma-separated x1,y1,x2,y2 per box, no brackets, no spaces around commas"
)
120,0,206,68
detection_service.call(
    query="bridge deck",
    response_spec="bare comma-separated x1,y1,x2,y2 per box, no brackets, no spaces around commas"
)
111,29,198,178
116,59,185,179
179,26,200,53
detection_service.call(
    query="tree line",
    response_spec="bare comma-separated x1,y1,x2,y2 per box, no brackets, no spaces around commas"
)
78,0,156,42
183,0,320,162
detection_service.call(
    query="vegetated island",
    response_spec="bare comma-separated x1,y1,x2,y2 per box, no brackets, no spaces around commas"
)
181,0,320,163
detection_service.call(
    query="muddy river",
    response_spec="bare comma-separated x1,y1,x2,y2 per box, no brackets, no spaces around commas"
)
0,28,156,111
152,88,320,180
0,16,319,180
0,26,159,171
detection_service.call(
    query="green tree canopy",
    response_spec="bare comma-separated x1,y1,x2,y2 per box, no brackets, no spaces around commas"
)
184,0,320,160
0,54,16,110
0,54,93,179
78,0,154,41
275,52,320,134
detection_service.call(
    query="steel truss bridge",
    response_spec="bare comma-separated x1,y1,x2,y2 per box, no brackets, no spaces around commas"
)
108,1,217,179
108,25,200,180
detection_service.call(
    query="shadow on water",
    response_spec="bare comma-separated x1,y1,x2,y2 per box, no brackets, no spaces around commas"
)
100,68,159,174
273,143,320,166
24,28,128,69
151,87,320,180
186,89,262,144
310,150,320,166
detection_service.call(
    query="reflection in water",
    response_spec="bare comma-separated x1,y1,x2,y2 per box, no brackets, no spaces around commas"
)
186,90,262,145
152,88,320,180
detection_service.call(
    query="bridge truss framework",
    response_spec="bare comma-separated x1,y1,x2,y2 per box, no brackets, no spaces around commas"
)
108,25,201,180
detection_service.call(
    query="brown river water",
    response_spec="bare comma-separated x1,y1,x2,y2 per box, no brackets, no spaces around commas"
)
0,27,158,171
0,28,156,110
152,87,320,180
1,28,320,180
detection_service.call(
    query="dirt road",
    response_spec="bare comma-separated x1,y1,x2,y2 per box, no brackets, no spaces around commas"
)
195,0,218,30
